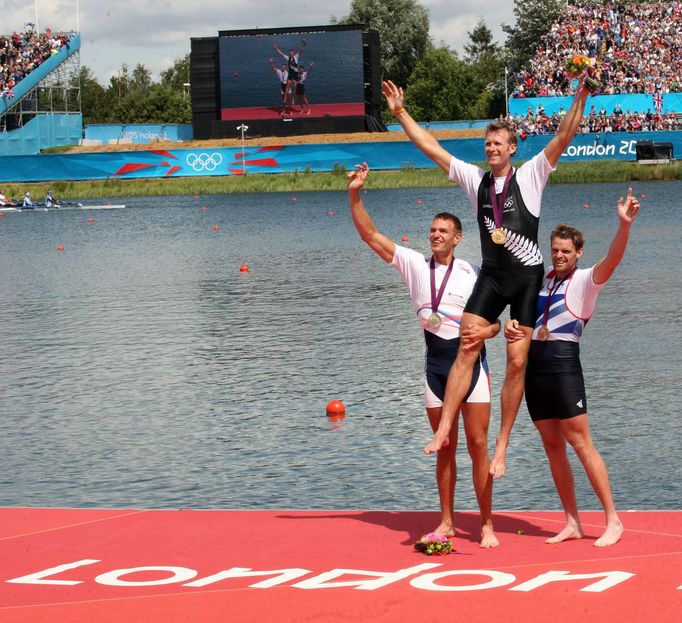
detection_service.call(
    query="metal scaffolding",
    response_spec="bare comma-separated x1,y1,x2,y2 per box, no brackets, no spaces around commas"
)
1,49,81,132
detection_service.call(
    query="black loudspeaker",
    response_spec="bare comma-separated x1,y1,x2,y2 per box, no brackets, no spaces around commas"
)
362,30,383,126
635,140,655,160
636,140,674,161
190,37,221,139
653,142,673,160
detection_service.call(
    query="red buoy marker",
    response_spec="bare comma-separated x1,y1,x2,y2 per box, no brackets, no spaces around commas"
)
416,199,424,205
402,235,410,242
583,203,590,209
56,244,64,251
213,225,220,231
87,217,94,223
327,210,335,216
239,264,249,272
326,400,345,415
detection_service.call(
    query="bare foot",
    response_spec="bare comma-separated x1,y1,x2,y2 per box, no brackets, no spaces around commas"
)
594,520,623,547
480,523,500,548
419,522,454,542
545,522,584,544
489,442,507,478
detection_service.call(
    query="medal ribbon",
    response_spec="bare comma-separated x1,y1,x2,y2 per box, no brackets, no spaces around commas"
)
430,257,455,316
489,168,514,228
541,268,576,328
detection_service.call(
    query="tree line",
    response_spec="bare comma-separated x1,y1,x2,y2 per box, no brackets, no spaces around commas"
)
76,0,560,125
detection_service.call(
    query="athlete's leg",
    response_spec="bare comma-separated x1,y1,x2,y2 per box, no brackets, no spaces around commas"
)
285,80,295,110
490,327,533,477
535,418,584,543
426,406,459,538
424,312,488,455
560,414,623,546
461,402,498,547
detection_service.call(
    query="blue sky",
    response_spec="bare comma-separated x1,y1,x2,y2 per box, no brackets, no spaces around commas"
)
2,0,515,84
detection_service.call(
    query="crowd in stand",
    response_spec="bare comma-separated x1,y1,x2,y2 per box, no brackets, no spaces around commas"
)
0,25,70,100
512,1,682,98
504,103,681,137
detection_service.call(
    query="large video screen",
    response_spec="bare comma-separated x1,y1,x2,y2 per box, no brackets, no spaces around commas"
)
218,28,365,121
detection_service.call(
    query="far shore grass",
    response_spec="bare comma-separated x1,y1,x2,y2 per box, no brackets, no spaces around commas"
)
1,160,680,201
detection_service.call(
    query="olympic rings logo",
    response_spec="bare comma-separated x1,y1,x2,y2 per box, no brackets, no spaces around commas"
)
185,152,223,172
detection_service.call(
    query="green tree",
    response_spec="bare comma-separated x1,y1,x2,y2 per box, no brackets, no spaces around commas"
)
108,64,131,107
130,63,153,93
403,44,481,121
503,0,564,73
465,20,508,119
464,19,499,65
111,84,190,124
78,66,108,124
160,55,191,93
335,0,430,87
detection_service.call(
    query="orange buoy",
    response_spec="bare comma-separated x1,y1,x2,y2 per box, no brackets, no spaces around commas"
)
56,244,64,251
239,264,249,272
326,400,345,415
583,203,590,209
402,235,410,242
87,217,94,223
213,225,220,231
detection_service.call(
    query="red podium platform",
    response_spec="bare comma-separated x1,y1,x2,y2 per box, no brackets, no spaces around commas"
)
1,508,680,622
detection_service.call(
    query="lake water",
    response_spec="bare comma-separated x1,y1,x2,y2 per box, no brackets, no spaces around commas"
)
0,180,679,512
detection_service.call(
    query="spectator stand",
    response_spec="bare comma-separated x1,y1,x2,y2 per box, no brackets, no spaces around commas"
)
0,28,81,153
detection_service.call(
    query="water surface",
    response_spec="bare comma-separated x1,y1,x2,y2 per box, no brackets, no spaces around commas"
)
0,180,679,512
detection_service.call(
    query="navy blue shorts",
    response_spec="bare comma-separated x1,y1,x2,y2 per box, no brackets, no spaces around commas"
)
525,341,587,421
423,332,490,408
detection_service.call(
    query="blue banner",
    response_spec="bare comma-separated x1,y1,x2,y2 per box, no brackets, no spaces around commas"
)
509,92,682,116
0,113,82,157
0,131,679,183
84,124,193,144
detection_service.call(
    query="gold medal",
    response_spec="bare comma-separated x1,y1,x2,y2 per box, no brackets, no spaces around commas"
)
428,312,442,329
491,227,506,244
538,325,550,341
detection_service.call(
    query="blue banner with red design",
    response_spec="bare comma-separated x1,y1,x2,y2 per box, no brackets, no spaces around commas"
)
0,132,680,183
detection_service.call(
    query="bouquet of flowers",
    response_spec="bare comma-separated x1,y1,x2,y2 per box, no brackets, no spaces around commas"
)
565,54,602,94
414,533,453,556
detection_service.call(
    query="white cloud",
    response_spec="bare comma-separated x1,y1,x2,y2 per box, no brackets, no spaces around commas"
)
0,0,516,84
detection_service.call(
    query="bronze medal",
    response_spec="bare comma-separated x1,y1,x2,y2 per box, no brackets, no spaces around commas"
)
428,312,442,329
538,325,550,341
491,227,506,244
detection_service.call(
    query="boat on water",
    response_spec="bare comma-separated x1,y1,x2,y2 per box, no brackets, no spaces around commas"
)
0,203,125,212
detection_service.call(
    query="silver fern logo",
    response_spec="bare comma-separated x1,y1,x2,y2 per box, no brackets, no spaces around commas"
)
484,216,543,266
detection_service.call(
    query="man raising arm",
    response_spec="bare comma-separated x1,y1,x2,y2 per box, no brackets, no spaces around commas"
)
382,75,589,477
348,162,500,547
505,188,640,546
